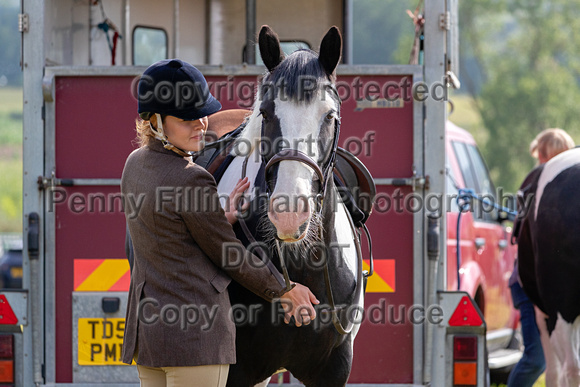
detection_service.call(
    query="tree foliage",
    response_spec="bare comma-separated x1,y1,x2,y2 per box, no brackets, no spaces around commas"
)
460,0,580,191
352,0,417,65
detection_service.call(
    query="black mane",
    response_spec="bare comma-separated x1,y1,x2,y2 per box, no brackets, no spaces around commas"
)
260,49,331,104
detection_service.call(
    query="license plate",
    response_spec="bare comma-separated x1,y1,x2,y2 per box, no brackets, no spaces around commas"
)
78,318,130,365
10,267,22,279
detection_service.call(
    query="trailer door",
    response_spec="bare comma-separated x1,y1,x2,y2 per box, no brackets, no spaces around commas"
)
42,70,140,383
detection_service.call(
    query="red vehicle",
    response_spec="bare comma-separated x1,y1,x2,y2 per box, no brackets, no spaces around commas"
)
446,121,522,377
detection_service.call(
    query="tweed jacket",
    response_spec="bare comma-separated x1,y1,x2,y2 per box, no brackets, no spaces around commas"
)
121,139,287,367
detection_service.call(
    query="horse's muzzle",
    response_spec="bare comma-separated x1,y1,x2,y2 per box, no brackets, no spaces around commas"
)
268,195,311,242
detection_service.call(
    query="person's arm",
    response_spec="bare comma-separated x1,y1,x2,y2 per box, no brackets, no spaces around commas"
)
182,170,318,326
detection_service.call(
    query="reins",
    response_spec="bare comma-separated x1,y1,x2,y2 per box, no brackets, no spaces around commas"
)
236,154,294,292
233,87,367,335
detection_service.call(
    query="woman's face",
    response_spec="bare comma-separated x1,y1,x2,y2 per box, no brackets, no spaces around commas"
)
162,115,208,152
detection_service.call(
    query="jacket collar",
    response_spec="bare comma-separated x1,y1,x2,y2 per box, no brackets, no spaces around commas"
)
147,138,192,159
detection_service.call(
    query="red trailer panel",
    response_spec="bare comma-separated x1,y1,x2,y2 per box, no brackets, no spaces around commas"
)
52,73,417,383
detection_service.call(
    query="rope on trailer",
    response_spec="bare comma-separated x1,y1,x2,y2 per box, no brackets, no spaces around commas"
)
454,188,518,290
95,0,122,65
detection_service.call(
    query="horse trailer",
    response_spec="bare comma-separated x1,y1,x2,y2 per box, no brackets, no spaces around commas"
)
11,0,498,385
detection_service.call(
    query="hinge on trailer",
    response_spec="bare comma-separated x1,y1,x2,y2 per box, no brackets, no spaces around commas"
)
410,170,429,191
18,13,29,33
409,167,429,191
38,171,55,191
439,12,450,31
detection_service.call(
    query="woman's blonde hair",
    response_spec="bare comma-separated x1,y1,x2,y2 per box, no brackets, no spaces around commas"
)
529,128,575,162
135,114,166,148
135,119,155,148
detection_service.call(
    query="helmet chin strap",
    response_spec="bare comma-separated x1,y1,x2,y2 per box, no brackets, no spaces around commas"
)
150,113,191,158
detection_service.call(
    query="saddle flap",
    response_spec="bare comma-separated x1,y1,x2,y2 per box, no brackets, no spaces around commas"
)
333,147,376,226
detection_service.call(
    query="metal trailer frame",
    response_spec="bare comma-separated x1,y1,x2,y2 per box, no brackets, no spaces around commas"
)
21,0,457,385
39,63,425,386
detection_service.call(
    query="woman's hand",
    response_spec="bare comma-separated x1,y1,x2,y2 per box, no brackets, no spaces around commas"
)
279,283,320,327
225,177,250,224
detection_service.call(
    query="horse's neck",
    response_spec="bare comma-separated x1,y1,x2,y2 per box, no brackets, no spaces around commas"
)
216,149,262,208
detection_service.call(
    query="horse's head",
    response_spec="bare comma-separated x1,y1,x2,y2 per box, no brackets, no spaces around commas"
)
256,25,342,243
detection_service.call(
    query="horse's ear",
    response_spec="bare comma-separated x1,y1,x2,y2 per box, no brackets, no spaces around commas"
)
259,25,284,72
318,26,342,76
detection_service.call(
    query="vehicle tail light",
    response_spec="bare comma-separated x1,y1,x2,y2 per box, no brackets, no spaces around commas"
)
0,335,14,384
454,336,477,360
453,336,477,386
453,362,477,385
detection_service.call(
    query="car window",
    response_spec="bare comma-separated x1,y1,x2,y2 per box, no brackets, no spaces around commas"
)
466,144,498,221
452,141,497,222
446,157,460,213
452,141,477,190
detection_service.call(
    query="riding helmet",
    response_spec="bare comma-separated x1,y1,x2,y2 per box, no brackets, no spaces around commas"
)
137,59,221,120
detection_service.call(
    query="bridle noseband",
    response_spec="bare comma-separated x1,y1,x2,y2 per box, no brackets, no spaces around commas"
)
238,85,363,335
261,86,341,216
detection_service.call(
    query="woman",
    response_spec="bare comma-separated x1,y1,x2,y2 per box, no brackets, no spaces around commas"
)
507,128,575,387
121,59,318,386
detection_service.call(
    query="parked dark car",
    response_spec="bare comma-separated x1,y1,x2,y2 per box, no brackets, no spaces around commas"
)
0,236,23,289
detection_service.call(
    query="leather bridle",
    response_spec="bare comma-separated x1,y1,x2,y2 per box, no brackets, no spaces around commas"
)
262,85,341,216
237,85,365,335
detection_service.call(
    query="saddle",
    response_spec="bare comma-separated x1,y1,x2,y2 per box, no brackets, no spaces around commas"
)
195,109,376,227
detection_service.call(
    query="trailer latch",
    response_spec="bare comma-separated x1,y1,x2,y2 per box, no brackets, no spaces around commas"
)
374,172,428,191
37,171,56,191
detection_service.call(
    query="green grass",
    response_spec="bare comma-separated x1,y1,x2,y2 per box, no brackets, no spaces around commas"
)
0,155,22,232
0,86,22,233
0,87,23,146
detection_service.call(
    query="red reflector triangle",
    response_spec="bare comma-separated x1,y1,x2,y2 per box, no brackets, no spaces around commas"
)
0,295,18,325
449,296,483,327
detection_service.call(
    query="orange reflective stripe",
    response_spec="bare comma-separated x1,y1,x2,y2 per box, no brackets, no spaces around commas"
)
363,259,395,293
74,259,130,292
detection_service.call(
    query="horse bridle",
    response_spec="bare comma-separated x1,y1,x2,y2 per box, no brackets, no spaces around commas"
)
235,86,366,335
262,85,342,216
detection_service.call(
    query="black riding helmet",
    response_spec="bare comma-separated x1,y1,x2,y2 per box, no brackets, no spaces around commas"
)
137,59,221,121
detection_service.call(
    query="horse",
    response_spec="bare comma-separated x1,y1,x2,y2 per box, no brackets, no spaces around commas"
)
516,147,580,387
210,26,368,387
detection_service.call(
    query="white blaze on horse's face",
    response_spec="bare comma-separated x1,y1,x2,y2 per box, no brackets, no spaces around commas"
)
267,87,338,242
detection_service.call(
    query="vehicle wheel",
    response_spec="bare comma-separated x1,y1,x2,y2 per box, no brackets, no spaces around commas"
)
490,327,522,384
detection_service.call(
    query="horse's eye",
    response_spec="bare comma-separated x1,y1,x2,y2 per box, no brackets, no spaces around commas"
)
260,110,268,121
325,113,334,122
